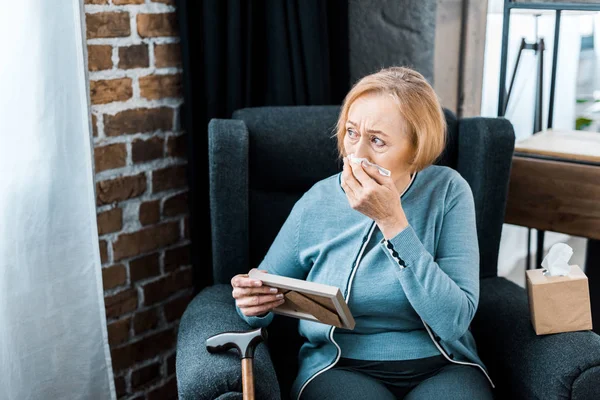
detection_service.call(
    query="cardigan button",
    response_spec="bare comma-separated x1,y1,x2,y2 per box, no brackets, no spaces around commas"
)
387,242,393,249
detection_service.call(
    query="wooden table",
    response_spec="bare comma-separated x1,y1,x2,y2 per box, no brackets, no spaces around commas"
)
504,129,600,334
510,128,600,165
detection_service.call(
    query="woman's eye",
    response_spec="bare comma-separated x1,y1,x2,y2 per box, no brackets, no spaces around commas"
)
371,136,385,147
347,128,358,138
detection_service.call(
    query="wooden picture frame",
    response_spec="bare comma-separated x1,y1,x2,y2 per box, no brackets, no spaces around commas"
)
248,270,355,330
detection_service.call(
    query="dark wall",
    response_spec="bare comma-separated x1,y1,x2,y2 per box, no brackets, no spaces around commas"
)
348,0,437,84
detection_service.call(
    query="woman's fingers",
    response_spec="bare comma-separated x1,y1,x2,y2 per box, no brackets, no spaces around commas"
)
237,293,285,309
231,271,280,296
232,269,285,316
342,157,360,196
232,285,279,298
348,159,377,188
240,298,286,317
231,273,263,288
358,161,388,185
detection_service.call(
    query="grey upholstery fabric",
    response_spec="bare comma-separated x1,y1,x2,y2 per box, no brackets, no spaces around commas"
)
215,393,242,400
177,105,600,400
232,106,341,192
176,284,281,400
233,106,342,272
473,277,600,400
207,119,250,285
457,117,515,279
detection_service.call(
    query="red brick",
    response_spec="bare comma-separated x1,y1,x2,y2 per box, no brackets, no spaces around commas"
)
114,376,126,398
141,268,192,306
91,114,98,137
137,13,178,37
111,329,175,371
88,45,112,71
163,192,188,217
164,245,190,272
105,289,138,319
86,12,130,39
132,137,164,164
139,74,182,100
102,264,127,290
85,0,107,3
114,0,144,4
130,253,160,282
152,165,187,193
164,293,192,322
95,143,127,173
154,43,181,68
131,362,161,389
133,307,159,335
90,78,132,105
96,173,147,206
107,317,131,346
118,44,149,69
139,200,160,226
99,240,109,264
167,133,186,158
113,222,180,261
152,0,174,4
98,207,123,235
147,376,177,400
104,108,173,136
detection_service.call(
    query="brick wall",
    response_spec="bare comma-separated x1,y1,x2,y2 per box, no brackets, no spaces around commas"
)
85,1,191,399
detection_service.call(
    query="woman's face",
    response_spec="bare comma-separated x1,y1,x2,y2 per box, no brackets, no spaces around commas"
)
343,92,415,179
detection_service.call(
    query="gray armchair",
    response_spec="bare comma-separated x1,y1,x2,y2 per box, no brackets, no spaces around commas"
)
176,106,600,400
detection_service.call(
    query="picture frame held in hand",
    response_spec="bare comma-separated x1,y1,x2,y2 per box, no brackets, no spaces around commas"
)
248,269,355,330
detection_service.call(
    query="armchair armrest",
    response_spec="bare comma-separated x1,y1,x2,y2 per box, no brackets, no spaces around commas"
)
176,284,281,400
472,277,600,400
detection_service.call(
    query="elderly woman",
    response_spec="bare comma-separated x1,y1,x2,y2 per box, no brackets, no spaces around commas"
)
230,66,495,400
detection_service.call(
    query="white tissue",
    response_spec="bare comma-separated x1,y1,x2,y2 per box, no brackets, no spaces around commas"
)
348,153,391,176
541,242,573,276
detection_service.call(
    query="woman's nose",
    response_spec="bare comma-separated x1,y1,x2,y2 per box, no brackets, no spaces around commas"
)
352,140,370,159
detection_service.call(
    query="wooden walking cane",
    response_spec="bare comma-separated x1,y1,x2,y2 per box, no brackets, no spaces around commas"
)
206,327,268,400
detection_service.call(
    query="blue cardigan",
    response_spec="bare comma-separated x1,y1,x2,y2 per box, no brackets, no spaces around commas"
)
236,164,495,400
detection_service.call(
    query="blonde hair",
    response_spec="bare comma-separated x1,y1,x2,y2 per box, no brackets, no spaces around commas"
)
335,66,446,172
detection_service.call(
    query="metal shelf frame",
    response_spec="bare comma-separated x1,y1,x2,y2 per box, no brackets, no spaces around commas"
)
497,0,600,270
498,1,600,121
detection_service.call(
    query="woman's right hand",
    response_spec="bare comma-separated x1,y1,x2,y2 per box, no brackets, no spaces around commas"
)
231,268,285,317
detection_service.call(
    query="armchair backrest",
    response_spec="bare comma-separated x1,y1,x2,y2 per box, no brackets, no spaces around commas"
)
208,105,515,285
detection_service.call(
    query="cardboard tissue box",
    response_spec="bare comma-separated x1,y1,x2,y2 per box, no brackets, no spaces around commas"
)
526,243,593,335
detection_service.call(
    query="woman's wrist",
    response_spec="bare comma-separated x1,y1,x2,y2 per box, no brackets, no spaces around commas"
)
377,212,409,239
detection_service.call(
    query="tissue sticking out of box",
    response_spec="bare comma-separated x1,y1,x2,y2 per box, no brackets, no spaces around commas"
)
348,153,391,177
541,242,573,276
